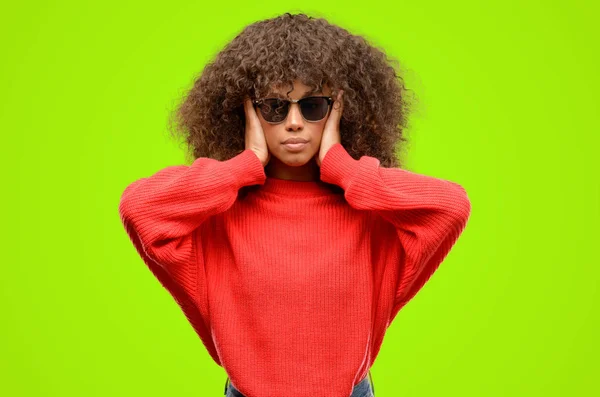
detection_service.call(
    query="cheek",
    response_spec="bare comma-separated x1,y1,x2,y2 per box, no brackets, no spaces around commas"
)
262,126,279,147
312,123,326,141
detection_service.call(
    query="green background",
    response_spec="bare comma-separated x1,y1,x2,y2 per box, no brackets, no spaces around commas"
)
2,0,598,396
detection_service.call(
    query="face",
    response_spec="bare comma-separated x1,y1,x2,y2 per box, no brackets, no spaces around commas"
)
255,79,332,168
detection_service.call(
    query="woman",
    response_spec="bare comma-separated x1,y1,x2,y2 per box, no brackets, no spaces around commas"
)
118,12,471,397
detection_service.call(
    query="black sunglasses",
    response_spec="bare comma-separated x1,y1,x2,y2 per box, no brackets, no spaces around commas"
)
252,96,333,123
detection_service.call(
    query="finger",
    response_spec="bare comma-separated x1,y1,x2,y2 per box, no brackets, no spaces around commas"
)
243,97,250,118
330,89,344,119
244,97,259,124
244,97,253,113
335,90,344,110
324,90,343,129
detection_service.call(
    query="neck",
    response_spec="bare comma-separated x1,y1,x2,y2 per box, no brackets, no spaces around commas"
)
264,156,321,181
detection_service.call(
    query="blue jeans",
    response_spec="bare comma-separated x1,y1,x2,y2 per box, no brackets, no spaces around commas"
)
224,370,375,397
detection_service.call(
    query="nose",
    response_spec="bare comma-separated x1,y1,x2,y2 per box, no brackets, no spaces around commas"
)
284,103,304,131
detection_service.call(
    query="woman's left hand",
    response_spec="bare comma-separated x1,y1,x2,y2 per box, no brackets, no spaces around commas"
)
316,90,344,167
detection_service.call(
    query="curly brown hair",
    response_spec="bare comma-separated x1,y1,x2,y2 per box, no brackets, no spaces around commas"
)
167,12,416,169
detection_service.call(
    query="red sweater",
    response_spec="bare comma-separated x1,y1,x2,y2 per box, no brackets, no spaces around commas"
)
118,143,471,397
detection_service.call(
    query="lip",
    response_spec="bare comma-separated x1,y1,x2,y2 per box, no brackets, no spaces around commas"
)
282,142,308,152
282,138,308,144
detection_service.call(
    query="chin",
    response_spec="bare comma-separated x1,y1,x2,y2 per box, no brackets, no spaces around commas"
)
278,156,311,167
272,145,314,165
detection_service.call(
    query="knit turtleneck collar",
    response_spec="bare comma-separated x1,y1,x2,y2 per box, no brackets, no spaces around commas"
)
258,176,339,197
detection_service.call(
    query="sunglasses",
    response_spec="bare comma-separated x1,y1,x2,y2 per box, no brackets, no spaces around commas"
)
252,96,333,124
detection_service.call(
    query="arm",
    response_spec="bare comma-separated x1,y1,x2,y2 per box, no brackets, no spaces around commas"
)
320,143,472,318
118,149,266,285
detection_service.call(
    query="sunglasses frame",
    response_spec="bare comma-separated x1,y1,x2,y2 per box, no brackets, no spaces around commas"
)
252,96,334,124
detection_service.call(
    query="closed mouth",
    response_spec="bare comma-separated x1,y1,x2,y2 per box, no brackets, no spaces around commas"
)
283,139,308,144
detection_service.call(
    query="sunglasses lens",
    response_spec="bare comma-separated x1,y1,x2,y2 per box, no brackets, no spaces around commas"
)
259,99,288,123
300,97,330,121
257,97,330,123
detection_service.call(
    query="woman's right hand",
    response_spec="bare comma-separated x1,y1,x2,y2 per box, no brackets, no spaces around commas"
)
244,97,271,167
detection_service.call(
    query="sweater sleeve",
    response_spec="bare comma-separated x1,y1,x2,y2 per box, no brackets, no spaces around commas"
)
319,143,472,319
117,149,266,356
118,149,266,275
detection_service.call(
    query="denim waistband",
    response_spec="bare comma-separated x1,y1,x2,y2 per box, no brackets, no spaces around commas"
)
223,370,375,397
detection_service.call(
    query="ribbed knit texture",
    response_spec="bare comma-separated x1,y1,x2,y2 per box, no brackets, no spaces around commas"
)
118,143,472,397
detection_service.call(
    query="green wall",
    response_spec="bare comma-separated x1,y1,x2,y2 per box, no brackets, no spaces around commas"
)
2,1,597,395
